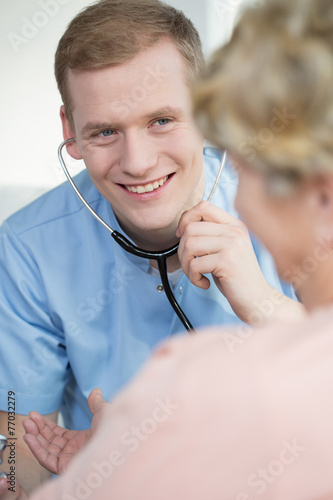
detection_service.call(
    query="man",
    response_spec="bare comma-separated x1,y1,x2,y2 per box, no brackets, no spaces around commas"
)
0,0,302,495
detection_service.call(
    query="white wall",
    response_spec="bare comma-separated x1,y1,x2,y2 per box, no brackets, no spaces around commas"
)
0,0,243,222
1,0,92,188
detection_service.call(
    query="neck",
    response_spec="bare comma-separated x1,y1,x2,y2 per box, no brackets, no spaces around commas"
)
114,210,179,252
126,227,179,252
298,258,333,311
149,252,181,273
119,224,182,271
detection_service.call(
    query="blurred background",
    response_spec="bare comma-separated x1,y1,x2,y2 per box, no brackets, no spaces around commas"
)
0,0,254,223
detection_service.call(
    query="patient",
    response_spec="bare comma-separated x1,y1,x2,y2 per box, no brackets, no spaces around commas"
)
11,0,333,498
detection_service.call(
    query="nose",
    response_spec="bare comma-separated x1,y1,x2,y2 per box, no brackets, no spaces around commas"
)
119,130,158,179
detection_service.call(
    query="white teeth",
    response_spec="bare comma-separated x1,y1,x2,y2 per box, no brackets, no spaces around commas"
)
125,176,169,193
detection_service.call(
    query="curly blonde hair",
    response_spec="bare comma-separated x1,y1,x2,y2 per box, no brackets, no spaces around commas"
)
193,0,333,194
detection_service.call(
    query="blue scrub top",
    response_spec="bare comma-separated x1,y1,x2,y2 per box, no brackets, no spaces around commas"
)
0,148,295,430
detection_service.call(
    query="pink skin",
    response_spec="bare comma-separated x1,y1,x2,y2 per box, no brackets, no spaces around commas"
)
60,39,205,252
232,154,333,309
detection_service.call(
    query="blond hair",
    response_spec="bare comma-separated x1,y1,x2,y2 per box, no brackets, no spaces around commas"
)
55,0,204,125
193,0,333,194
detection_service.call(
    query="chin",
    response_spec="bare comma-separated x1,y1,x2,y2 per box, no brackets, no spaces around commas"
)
137,212,176,230
124,217,174,238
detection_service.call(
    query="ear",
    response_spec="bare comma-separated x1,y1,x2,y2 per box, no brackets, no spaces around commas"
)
313,173,333,248
60,105,83,160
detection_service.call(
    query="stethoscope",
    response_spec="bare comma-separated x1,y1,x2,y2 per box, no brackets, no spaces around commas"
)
58,138,226,333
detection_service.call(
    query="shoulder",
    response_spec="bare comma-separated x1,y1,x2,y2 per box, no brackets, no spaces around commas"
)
203,146,238,186
4,170,103,237
203,146,239,217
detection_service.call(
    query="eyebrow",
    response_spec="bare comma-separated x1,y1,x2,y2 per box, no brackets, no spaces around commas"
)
81,121,115,136
80,106,186,136
145,106,185,120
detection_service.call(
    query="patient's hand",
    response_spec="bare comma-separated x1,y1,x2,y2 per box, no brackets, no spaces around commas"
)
22,388,108,475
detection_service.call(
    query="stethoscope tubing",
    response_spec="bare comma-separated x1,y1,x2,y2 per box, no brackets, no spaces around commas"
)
58,138,226,333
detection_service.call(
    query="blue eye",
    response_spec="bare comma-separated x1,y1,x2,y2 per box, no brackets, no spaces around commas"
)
156,118,170,126
101,129,114,137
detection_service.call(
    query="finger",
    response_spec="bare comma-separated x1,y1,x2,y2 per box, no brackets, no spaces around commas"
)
179,233,234,280
178,239,207,278
22,416,39,436
23,414,69,457
24,429,66,458
88,388,106,415
177,201,238,237
180,221,237,240
27,412,67,442
186,254,223,290
23,417,53,452
23,434,59,474
26,412,57,436
23,433,49,462
178,225,240,264
189,273,210,290
22,413,52,437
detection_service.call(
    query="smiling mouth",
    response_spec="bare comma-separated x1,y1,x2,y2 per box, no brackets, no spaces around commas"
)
124,175,170,194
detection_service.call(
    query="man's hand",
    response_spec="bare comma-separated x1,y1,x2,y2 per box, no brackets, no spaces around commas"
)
177,201,304,325
0,478,28,499
22,389,108,476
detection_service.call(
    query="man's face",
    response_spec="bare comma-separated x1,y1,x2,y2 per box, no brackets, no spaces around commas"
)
62,40,205,248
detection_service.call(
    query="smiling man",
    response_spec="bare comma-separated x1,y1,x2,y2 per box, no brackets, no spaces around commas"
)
61,39,205,255
0,0,303,495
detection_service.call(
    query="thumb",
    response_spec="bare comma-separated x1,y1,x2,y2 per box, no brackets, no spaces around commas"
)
88,388,105,415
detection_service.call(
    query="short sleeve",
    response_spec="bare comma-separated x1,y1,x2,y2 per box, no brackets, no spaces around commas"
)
0,221,71,415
